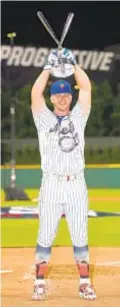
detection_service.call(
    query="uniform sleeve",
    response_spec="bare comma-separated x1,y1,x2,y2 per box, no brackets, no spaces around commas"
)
32,105,53,132
71,101,91,128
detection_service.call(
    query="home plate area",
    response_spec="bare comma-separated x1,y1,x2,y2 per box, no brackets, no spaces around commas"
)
1,247,120,307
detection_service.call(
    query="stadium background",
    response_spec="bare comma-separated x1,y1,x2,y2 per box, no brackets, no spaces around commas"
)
1,1,120,307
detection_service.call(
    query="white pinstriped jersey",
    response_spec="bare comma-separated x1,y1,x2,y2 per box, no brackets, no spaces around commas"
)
32,102,90,175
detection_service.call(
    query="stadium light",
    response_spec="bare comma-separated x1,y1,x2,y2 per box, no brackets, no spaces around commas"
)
7,32,16,38
4,32,30,200
7,32,17,46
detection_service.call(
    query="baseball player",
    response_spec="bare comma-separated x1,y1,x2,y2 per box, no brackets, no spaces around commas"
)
31,48,97,300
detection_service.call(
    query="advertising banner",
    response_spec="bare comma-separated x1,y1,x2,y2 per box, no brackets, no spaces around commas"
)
1,44,120,90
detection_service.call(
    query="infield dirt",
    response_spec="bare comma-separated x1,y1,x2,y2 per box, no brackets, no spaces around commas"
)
1,247,120,307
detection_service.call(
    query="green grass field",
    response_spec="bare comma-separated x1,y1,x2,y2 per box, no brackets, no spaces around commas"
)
1,189,120,248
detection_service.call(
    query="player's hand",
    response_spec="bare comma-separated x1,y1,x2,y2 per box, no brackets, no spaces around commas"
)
44,50,58,70
58,48,77,65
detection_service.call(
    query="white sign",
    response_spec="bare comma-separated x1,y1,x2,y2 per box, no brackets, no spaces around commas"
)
1,45,114,71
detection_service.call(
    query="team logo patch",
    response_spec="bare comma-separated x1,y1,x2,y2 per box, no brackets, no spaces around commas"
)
49,117,79,152
60,83,65,89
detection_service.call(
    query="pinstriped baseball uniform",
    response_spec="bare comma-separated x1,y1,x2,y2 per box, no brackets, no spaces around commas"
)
32,102,90,248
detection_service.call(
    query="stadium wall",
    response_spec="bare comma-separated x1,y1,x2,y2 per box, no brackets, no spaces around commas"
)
1,166,120,188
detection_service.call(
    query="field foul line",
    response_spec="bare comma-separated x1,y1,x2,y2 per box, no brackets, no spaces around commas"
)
1,262,120,278
91,261,120,266
23,261,120,280
0,270,13,274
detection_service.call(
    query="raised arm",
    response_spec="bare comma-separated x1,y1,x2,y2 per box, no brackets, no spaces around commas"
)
74,64,91,114
31,70,50,114
31,50,58,114
57,48,92,115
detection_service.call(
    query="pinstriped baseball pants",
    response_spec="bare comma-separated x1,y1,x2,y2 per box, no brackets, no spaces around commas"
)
37,172,88,247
